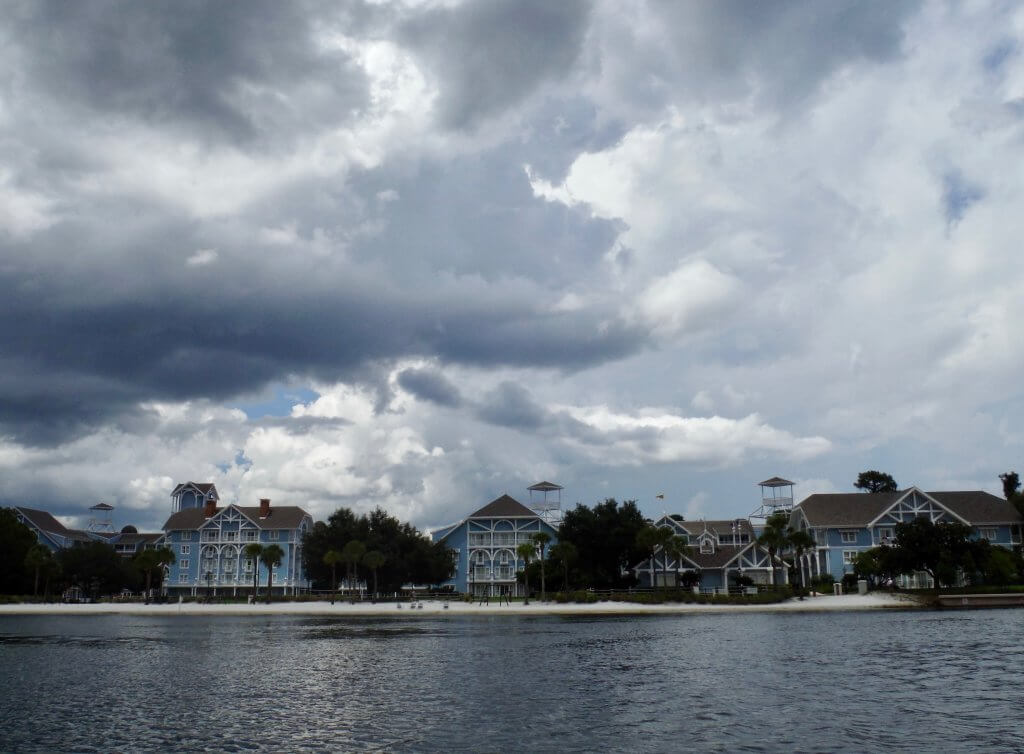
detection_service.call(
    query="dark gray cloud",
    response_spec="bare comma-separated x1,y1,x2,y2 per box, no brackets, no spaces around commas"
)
942,170,985,228
602,0,919,114
398,0,591,129
8,0,370,148
0,229,643,445
476,381,548,429
397,368,462,408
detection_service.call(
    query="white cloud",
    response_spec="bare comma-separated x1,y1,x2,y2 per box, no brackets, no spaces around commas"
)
186,248,219,267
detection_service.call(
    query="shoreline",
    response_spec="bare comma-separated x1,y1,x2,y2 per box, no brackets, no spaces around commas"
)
0,592,923,617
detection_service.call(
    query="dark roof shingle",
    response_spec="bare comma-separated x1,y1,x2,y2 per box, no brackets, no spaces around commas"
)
795,490,1023,527
469,495,537,518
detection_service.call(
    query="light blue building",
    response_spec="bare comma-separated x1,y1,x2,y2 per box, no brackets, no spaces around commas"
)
432,491,559,597
161,487,313,597
789,487,1024,587
633,515,784,592
13,507,94,551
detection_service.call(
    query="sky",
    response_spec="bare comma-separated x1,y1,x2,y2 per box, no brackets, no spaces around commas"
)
2,0,1023,533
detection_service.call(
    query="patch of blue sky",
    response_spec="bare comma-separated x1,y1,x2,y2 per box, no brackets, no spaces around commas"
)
232,384,320,419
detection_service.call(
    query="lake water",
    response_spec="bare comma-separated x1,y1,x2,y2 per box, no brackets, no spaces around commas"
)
1,609,1022,752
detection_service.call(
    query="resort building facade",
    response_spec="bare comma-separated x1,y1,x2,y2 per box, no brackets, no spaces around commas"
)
161,492,314,597
432,493,559,597
788,487,1024,586
633,516,786,592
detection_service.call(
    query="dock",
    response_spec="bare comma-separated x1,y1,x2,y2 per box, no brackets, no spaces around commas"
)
935,593,1024,609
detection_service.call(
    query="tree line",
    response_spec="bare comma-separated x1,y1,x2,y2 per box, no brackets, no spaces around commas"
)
0,509,177,599
302,506,454,597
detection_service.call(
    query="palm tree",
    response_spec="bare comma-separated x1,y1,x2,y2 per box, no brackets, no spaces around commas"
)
636,525,673,590
757,512,790,587
787,527,816,591
531,532,552,601
362,550,386,601
549,541,578,592
135,546,176,602
341,540,366,595
24,544,53,597
323,549,343,603
664,535,691,590
516,542,535,604
261,544,285,603
244,543,264,600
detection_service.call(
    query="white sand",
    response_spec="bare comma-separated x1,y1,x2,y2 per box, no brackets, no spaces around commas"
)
0,592,919,617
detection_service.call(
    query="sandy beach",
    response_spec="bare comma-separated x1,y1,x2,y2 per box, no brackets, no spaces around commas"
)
0,591,921,617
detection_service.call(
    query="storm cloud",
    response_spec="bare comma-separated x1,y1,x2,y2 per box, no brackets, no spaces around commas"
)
1,1,1021,530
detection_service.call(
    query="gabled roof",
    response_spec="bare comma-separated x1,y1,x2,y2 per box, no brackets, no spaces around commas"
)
162,504,311,532
468,495,537,519
15,507,70,536
930,491,1023,524
795,489,1023,527
796,492,902,527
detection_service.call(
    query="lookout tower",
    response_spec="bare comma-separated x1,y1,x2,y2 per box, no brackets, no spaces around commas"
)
750,476,795,523
88,502,116,533
527,481,563,525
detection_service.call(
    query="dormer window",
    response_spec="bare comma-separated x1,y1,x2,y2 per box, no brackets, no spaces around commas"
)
699,536,714,554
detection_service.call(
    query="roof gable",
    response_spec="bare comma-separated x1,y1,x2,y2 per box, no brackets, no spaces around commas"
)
16,507,70,536
469,495,537,519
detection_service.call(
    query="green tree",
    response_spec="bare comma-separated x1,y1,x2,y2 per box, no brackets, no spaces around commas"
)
892,518,983,589
531,531,552,601
323,549,343,602
786,528,816,589
854,470,898,493
341,540,366,591
24,544,54,597
0,509,37,594
999,471,1020,500
517,542,535,604
549,541,578,591
57,541,136,597
362,550,386,600
757,512,790,587
558,499,648,589
999,472,1024,517
636,525,672,590
134,546,176,601
244,542,264,599
261,544,285,603
976,546,1019,585
302,508,454,593
664,535,692,589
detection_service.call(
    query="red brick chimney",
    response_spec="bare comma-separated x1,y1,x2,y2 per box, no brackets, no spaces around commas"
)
259,498,271,518
203,498,216,518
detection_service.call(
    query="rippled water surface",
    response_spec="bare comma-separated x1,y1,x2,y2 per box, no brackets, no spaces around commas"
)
2,610,1023,752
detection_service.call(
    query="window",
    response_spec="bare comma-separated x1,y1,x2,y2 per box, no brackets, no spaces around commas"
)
980,527,997,541
268,530,278,540
180,544,190,555
699,537,714,554
243,530,257,542
842,550,858,565
498,552,510,565
244,559,253,572
878,527,894,544
180,559,189,569
841,531,857,544
224,531,237,541
179,574,189,583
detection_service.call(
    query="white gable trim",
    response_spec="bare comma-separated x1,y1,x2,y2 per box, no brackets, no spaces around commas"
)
866,487,969,527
